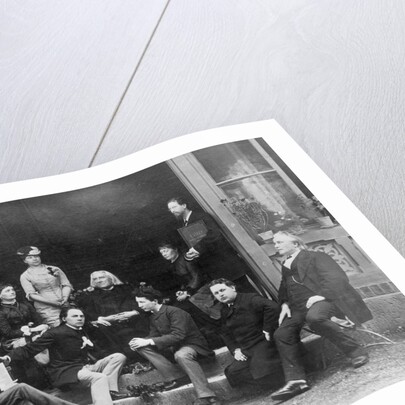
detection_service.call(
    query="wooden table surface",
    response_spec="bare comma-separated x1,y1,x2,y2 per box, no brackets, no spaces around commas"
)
1,1,405,256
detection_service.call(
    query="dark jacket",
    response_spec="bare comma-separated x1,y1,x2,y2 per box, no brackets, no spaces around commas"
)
183,211,248,281
278,250,372,325
171,254,209,295
148,305,212,356
220,293,279,353
9,324,99,387
0,301,43,339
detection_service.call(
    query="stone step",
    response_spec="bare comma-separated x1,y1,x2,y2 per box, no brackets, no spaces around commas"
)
51,334,334,404
115,374,239,405
119,347,233,387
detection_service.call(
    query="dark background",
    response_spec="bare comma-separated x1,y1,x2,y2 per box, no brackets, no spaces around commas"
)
0,162,196,293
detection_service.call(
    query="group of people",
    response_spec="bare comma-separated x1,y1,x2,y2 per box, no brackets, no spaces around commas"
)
0,197,372,405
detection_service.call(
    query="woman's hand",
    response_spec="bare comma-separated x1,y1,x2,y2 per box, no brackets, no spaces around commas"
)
49,299,64,307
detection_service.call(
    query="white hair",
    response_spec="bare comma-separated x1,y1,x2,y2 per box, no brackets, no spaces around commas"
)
90,270,124,288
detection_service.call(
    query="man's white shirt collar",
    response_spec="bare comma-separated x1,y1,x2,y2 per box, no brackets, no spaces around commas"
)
184,210,192,223
283,249,301,269
66,324,83,331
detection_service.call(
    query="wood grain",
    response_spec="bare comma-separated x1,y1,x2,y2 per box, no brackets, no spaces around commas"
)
0,0,168,182
92,0,405,255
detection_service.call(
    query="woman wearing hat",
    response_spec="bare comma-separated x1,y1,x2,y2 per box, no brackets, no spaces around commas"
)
18,246,72,327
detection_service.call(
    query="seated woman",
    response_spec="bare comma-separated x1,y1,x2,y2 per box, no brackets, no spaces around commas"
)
77,270,149,359
157,242,223,348
0,284,49,387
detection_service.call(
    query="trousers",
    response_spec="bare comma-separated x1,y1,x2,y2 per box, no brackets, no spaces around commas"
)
274,301,361,381
0,383,76,405
137,346,215,398
77,352,126,405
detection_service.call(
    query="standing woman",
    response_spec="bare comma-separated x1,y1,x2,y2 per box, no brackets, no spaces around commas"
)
18,246,72,327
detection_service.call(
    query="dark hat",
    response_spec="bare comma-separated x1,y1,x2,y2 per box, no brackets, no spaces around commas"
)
16,246,41,257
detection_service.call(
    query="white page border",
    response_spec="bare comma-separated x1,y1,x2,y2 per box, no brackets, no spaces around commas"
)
1,120,403,295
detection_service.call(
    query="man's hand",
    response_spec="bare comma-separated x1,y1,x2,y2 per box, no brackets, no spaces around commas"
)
30,324,49,334
184,248,200,260
0,356,10,366
96,316,112,327
263,331,271,342
306,295,325,309
20,325,31,336
129,338,152,350
279,303,291,325
234,348,247,361
176,291,189,302
115,311,139,322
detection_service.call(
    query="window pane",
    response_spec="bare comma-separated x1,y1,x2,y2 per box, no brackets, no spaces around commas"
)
193,141,272,183
221,172,306,241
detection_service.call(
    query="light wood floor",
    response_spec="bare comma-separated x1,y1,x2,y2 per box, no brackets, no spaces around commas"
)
2,1,405,256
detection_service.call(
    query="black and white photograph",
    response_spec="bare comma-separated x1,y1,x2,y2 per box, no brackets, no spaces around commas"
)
0,124,404,405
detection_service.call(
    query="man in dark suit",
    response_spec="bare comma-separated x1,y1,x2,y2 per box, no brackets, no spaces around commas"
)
129,287,222,405
270,231,373,401
167,196,254,292
0,307,127,405
209,278,282,388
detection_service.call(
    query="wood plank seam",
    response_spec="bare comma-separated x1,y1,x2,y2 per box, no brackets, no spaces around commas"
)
88,0,173,167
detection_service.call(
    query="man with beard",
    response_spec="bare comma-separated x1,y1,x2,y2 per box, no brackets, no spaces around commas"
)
167,196,254,293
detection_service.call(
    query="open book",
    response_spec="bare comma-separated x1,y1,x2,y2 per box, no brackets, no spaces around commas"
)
0,121,403,404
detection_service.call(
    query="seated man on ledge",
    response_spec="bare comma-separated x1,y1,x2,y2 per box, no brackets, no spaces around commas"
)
0,382,77,405
271,231,373,401
209,278,282,389
0,307,128,405
129,286,222,405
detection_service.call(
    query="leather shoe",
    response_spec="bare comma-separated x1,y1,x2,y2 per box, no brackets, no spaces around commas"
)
109,391,129,400
271,380,310,401
351,354,369,368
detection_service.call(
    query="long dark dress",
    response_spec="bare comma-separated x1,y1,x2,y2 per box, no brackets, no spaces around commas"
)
0,301,48,388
